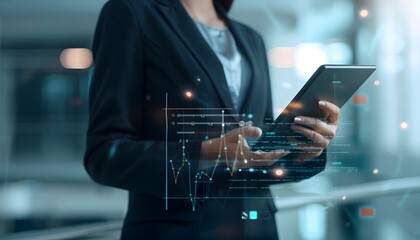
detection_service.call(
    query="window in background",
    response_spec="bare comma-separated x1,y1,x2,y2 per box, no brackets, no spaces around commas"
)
13,70,89,164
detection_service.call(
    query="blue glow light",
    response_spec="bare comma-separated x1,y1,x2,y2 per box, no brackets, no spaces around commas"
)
249,211,258,220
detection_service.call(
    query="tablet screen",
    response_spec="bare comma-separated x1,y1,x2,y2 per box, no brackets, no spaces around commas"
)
251,64,376,151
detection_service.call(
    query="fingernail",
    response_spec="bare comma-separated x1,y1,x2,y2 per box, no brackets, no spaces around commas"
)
319,101,326,106
294,117,302,123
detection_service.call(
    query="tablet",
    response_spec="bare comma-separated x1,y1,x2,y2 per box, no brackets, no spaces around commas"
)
251,64,376,151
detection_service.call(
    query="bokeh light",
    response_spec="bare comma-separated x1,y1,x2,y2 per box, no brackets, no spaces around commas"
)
60,48,92,69
274,169,284,177
352,95,368,105
184,90,193,99
400,122,409,129
268,47,295,68
295,43,328,79
359,9,369,18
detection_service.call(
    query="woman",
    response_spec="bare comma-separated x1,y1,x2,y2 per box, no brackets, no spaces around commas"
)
84,0,340,239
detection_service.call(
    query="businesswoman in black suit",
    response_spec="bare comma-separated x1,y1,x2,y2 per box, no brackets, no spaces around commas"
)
84,0,340,239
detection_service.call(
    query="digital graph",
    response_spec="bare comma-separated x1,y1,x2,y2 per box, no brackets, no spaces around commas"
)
164,94,257,211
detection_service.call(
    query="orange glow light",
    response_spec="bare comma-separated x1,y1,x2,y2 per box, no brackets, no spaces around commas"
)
352,95,368,105
289,101,303,110
60,48,92,69
400,122,409,129
360,207,375,217
360,9,369,18
184,90,193,99
275,169,284,177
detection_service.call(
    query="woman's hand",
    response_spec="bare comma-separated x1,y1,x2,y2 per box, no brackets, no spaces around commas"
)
199,126,289,172
290,100,340,159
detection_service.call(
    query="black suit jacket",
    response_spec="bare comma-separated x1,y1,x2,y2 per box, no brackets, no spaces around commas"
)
84,0,327,239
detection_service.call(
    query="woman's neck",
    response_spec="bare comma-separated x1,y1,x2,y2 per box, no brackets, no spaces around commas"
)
180,0,226,28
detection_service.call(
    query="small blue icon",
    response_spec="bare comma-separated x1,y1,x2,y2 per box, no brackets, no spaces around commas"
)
249,211,258,220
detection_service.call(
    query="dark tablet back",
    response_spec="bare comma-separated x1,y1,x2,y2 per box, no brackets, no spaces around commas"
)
251,64,376,151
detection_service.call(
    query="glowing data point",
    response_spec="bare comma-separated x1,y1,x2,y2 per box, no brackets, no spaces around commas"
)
374,80,380,86
244,159,248,164
373,169,379,174
274,169,284,177
249,211,258,220
400,122,409,129
342,196,347,201
184,90,193,99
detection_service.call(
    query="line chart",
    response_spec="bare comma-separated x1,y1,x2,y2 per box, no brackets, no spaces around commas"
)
167,110,251,211
164,96,253,211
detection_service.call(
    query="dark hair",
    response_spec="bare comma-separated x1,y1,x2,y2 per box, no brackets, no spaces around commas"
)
216,0,233,12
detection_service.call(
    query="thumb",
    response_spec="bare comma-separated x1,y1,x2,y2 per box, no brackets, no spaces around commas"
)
227,126,262,140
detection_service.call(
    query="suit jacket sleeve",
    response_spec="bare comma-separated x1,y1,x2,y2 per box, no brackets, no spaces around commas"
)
84,0,202,199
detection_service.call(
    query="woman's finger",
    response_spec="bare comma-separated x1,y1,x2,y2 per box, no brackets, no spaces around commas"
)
318,100,340,124
290,125,329,149
293,117,336,137
226,126,262,141
247,149,289,161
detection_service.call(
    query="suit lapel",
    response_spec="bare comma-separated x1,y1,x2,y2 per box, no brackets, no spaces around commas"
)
154,0,237,116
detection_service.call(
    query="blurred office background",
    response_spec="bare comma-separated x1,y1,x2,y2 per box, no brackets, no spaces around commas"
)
1,0,419,239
